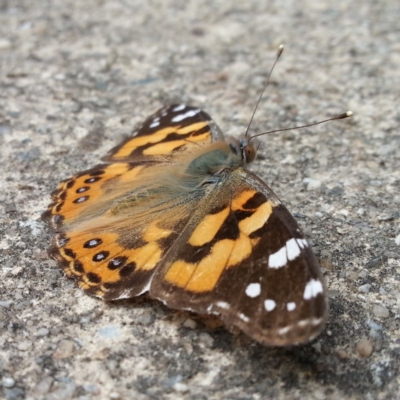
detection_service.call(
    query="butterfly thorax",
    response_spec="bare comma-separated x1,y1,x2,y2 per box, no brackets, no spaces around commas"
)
185,139,256,179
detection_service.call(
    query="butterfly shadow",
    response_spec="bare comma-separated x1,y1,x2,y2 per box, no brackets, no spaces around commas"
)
103,295,391,397
218,296,390,397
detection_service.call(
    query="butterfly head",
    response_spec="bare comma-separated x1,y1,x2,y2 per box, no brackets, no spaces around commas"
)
228,137,258,165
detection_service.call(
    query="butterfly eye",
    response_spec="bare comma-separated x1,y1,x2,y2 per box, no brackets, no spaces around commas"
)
244,145,257,164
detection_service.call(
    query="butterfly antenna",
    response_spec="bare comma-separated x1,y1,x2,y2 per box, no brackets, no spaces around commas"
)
244,44,284,138
249,111,353,139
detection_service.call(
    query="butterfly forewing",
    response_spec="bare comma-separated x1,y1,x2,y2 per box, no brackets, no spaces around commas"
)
104,105,224,162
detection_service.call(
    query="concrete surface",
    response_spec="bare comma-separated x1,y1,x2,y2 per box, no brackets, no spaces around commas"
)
1,0,399,399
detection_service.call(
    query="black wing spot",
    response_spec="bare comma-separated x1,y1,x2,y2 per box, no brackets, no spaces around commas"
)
86,272,102,284
66,180,75,189
83,238,103,249
92,251,110,262
84,177,101,184
63,248,76,259
76,186,90,193
59,192,67,201
55,202,65,212
72,260,84,274
73,196,89,204
108,256,128,270
119,262,136,277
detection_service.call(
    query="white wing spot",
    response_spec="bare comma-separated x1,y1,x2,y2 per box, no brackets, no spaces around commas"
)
238,313,249,323
297,319,309,328
206,304,220,315
269,237,309,268
149,118,160,128
297,317,324,328
311,317,324,326
287,302,296,312
245,283,261,298
286,238,301,261
171,109,200,122
303,279,324,300
264,299,276,312
215,301,230,310
268,245,287,268
278,326,291,335
172,104,186,112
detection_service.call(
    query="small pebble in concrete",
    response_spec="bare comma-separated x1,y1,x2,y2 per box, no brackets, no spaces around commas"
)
17,341,31,351
358,283,371,293
53,339,75,359
174,382,189,393
303,178,321,191
372,304,389,319
0,38,11,50
2,377,15,388
356,338,374,358
33,377,53,395
198,332,214,347
183,319,197,329
34,327,49,337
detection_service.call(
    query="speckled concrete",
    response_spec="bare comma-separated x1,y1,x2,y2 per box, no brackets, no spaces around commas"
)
1,1,399,399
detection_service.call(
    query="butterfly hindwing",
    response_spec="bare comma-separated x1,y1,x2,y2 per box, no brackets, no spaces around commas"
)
47,199,198,300
150,169,327,346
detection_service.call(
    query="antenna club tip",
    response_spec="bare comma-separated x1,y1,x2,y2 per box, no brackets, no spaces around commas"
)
279,44,284,50
346,111,353,117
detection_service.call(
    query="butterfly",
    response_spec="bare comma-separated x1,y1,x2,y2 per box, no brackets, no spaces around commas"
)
42,103,329,346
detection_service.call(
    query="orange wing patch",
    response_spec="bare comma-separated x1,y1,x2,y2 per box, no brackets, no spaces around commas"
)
163,189,276,293
233,189,274,236
50,219,177,299
188,207,230,246
42,163,144,227
104,105,222,162
111,121,212,159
